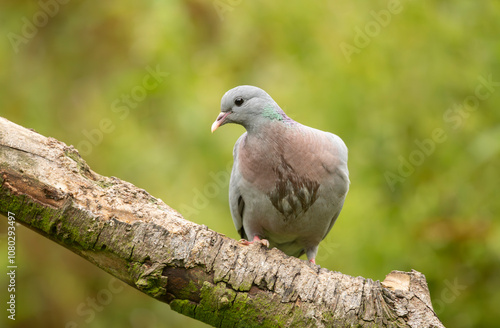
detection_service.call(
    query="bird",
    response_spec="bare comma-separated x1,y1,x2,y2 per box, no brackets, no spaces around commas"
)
211,85,349,264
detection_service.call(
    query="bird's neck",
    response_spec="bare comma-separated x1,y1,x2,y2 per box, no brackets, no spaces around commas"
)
244,120,298,150
245,107,296,135
244,119,285,137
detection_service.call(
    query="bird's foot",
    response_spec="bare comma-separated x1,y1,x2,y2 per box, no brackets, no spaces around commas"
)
309,258,316,264
239,236,270,248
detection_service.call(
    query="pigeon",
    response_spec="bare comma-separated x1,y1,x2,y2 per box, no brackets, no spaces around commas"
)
211,85,349,264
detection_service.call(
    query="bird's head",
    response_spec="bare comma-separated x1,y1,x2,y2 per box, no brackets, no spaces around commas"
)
211,85,286,133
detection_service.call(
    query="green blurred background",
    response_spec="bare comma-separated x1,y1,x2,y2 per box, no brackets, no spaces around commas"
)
1,1,499,327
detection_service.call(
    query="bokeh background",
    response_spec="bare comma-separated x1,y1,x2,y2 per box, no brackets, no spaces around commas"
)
1,1,499,327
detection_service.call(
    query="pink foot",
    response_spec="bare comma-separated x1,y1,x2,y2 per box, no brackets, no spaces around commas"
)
239,235,270,248
309,258,316,264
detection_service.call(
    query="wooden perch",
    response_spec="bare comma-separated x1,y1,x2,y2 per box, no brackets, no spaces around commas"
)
0,116,445,327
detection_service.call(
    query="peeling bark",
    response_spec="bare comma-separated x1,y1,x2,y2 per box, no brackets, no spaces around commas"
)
0,117,445,327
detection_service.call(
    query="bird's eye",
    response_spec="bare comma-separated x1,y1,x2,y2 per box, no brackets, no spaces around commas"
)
234,97,244,106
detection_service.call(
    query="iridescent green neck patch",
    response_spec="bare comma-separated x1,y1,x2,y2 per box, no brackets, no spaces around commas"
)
262,105,284,121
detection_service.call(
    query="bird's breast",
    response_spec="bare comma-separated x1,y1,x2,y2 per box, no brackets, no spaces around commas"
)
237,129,324,221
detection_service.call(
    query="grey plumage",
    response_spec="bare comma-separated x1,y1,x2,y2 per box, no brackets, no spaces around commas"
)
211,85,349,263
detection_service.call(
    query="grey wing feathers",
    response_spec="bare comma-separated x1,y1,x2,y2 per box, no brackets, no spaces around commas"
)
326,132,348,163
228,133,247,239
321,132,350,240
325,132,349,182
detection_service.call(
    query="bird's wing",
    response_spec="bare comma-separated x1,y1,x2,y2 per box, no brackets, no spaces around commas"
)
229,133,247,240
320,131,350,240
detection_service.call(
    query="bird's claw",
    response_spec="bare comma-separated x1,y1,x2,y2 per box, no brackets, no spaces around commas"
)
239,236,270,248
259,239,270,248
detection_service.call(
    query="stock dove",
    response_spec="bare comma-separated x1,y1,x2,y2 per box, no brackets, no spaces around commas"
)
211,85,349,263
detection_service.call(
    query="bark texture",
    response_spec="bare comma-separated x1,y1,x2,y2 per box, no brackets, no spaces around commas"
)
0,117,445,327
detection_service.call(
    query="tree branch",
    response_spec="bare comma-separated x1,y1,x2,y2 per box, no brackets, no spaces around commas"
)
0,116,445,327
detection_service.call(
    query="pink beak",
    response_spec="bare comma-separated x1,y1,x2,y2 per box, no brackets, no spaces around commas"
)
211,111,231,133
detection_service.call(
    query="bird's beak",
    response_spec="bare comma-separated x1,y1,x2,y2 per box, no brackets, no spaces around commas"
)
211,111,231,133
